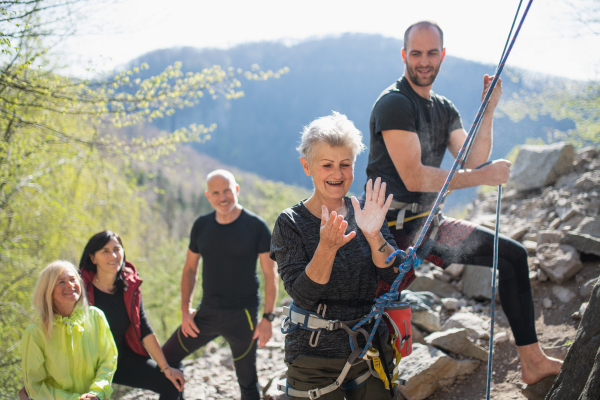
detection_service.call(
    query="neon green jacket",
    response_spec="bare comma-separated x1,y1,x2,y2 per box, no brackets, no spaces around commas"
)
22,305,118,400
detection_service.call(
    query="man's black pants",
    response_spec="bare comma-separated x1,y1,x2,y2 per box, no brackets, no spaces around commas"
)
162,304,260,400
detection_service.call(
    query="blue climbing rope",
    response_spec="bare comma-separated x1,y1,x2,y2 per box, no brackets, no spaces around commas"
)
348,6,536,398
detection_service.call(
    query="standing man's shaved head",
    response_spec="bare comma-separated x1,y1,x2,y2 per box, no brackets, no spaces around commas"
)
205,169,240,218
206,169,237,186
403,20,444,50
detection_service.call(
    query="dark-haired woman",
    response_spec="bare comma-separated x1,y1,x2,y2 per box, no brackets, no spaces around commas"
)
79,231,185,400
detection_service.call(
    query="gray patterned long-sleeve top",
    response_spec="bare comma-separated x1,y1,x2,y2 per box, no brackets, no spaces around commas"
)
270,197,404,364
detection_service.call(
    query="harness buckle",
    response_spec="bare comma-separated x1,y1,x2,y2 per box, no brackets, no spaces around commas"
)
410,203,418,213
326,319,340,331
308,388,321,399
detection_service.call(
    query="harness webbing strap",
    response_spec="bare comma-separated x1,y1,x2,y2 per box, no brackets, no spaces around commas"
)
387,210,430,227
279,368,372,399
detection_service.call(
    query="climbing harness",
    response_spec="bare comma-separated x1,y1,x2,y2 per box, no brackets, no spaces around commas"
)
278,303,374,399
278,301,412,398
279,1,533,397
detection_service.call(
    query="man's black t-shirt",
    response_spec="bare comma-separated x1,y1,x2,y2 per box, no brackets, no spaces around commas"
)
189,208,271,310
366,76,463,206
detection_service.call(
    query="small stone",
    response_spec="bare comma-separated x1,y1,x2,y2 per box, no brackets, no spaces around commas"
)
543,298,553,309
552,286,577,303
205,341,219,354
523,240,538,255
444,263,465,278
537,230,562,245
494,331,509,344
442,297,459,311
575,274,585,284
529,271,538,281
538,270,549,282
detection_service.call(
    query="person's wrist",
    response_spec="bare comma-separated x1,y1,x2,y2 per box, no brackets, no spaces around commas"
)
160,365,170,374
364,231,383,243
316,241,339,256
262,312,275,322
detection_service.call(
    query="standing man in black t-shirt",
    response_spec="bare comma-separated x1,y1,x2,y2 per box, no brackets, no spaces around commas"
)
367,21,562,384
162,169,278,400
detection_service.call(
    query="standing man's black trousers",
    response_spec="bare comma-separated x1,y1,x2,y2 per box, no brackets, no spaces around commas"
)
162,304,260,400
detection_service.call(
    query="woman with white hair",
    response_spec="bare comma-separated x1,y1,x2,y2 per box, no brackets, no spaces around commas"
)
270,112,414,399
20,261,117,400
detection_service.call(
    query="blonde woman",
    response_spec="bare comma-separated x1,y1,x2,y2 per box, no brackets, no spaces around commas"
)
20,261,117,400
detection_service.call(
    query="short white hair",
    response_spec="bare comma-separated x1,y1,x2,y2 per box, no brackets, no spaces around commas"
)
296,112,366,163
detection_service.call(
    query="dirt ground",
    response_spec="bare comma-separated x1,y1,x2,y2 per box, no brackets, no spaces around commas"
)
427,259,600,400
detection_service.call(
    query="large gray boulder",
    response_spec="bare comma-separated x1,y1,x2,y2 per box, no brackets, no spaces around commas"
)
546,272,600,399
407,271,460,298
562,217,600,257
396,343,480,400
441,312,489,340
508,142,574,192
412,310,442,333
425,328,488,361
537,243,583,284
462,265,493,300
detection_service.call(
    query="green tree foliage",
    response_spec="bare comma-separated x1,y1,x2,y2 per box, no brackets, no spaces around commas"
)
501,0,600,147
0,0,287,395
501,83,600,147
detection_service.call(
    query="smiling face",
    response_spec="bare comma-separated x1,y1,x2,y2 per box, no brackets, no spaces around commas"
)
52,268,81,315
205,174,240,216
90,237,124,276
301,143,354,202
402,25,445,88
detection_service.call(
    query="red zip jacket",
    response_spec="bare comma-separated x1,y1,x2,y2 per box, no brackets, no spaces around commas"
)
80,261,151,358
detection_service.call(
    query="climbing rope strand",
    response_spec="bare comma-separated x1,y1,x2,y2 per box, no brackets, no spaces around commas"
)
460,0,524,169
350,0,535,360
486,185,503,400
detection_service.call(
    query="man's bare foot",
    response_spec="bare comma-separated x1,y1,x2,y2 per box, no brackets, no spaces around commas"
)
518,342,563,384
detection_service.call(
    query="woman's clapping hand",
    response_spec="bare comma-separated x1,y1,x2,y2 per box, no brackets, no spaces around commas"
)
351,177,393,240
319,205,356,251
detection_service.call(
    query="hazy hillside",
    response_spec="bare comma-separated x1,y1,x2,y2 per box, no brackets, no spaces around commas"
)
125,33,574,210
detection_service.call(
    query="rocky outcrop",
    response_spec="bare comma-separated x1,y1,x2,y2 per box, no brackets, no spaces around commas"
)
396,343,480,400
424,328,488,361
537,243,583,284
546,274,600,399
508,142,574,191
461,265,493,299
562,217,600,257
441,312,489,340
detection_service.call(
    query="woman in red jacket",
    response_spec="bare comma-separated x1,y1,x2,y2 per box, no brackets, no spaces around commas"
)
79,231,184,400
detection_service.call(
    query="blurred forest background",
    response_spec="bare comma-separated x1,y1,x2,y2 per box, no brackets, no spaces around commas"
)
1,0,599,396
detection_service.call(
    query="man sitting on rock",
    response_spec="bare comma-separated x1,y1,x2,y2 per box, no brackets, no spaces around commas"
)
162,169,278,400
365,20,562,384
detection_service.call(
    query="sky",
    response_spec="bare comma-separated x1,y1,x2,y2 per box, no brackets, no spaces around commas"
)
62,0,600,81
